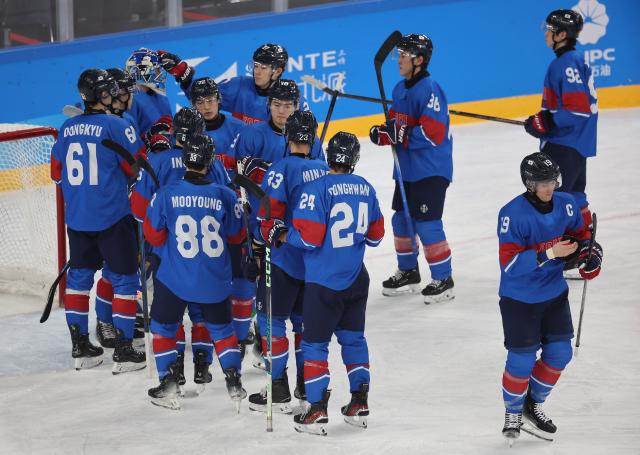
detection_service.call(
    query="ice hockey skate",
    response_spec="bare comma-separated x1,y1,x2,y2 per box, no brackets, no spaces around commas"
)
148,364,180,410
249,371,292,414
69,324,104,370
95,320,116,349
382,267,421,296
293,390,330,436
294,374,306,403
523,394,557,434
251,321,267,371
422,276,454,304
112,329,146,374
502,411,522,447
223,368,247,413
193,350,212,395
341,383,369,429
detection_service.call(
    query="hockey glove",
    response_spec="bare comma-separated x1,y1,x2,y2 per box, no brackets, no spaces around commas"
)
157,50,193,83
369,122,411,147
240,156,271,184
577,240,603,280
261,219,288,247
148,133,172,153
524,110,555,138
149,115,173,135
561,234,581,269
241,247,261,281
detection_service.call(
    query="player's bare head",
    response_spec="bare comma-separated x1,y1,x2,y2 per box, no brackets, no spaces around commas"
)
396,34,433,79
253,43,288,89
78,69,118,111
106,68,135,115
285,110,317,154
545,9,583,50
125,48,166,95
173,107,206,146
182,133,214,172
327,132,360,174
520,152,561,201
190,77,220,120
268,79,300,128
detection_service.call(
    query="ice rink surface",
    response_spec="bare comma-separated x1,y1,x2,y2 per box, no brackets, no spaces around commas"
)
1,108,638,454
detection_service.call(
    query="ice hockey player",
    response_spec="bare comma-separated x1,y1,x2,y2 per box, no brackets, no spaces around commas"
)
275,132,384,435
234,79,324,190
369,33,454,303
90,68,148,349
245,110,329,414
125,48,174,138
524,10,597,278
131,109,230,392
189,76,255,354
50,69,146,372
498,153,602,443
143,134,247,410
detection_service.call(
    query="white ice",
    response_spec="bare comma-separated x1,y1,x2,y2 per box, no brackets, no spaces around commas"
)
1,108,638,454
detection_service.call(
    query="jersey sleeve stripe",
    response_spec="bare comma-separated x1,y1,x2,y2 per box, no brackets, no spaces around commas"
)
258,197,287,220
366,216,385,243
561,92,591,114
419,114,446,145
130,191,150,222
543,87,558,110
50,156,62,183
499,242,526,267
227,227,246,245
292,218,326,246
143,216,168,247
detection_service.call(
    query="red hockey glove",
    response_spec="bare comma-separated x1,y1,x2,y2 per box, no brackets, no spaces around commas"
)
148,134,171,153
369,122,411,147
524,110,555,138
260,219,288,247
157,50,193,83
149,115,173,135
577,240,603,280
240,156,271,184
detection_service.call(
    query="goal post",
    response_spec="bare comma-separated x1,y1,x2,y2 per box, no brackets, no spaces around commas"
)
0,124,66,304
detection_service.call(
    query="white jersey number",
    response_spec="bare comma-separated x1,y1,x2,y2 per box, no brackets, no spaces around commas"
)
66,142,98,186
175,215,224,259
299,193,316,210
330,202,368,248
427,93,441,112
499,216,510,234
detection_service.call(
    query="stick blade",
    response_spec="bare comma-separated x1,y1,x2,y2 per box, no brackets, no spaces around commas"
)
374,30,402,65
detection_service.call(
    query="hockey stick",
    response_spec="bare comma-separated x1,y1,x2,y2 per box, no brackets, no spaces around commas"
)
234,173,274,431
302,75,525,126
138,222,154,377
374,31,418,255
235,160,255,259
101,139,160,187
40,262,70,323
575,212,598,355
63,105,84,118
317,72,346,146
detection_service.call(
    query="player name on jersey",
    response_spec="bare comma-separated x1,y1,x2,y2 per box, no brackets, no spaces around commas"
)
302,168,328,183
170,195,224,210
62,124,103,137
328,182,371,197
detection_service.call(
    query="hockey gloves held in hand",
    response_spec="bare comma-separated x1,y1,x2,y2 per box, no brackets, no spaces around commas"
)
369,122,411,147
260,219,288,248
240,156,271,184
147,134,172,153
577,240,603,280
157,50,193,83
524,110,556,138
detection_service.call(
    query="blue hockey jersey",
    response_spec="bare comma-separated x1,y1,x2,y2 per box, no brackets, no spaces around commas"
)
257,156,329,280
51,113,138,231
129,87,173,136
143,177,244,303
203,114,244,178
540,48,598,158
131,147,230,221
218,75,310,124
388,73,453,182
287,173,385,290
498,192,589,303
